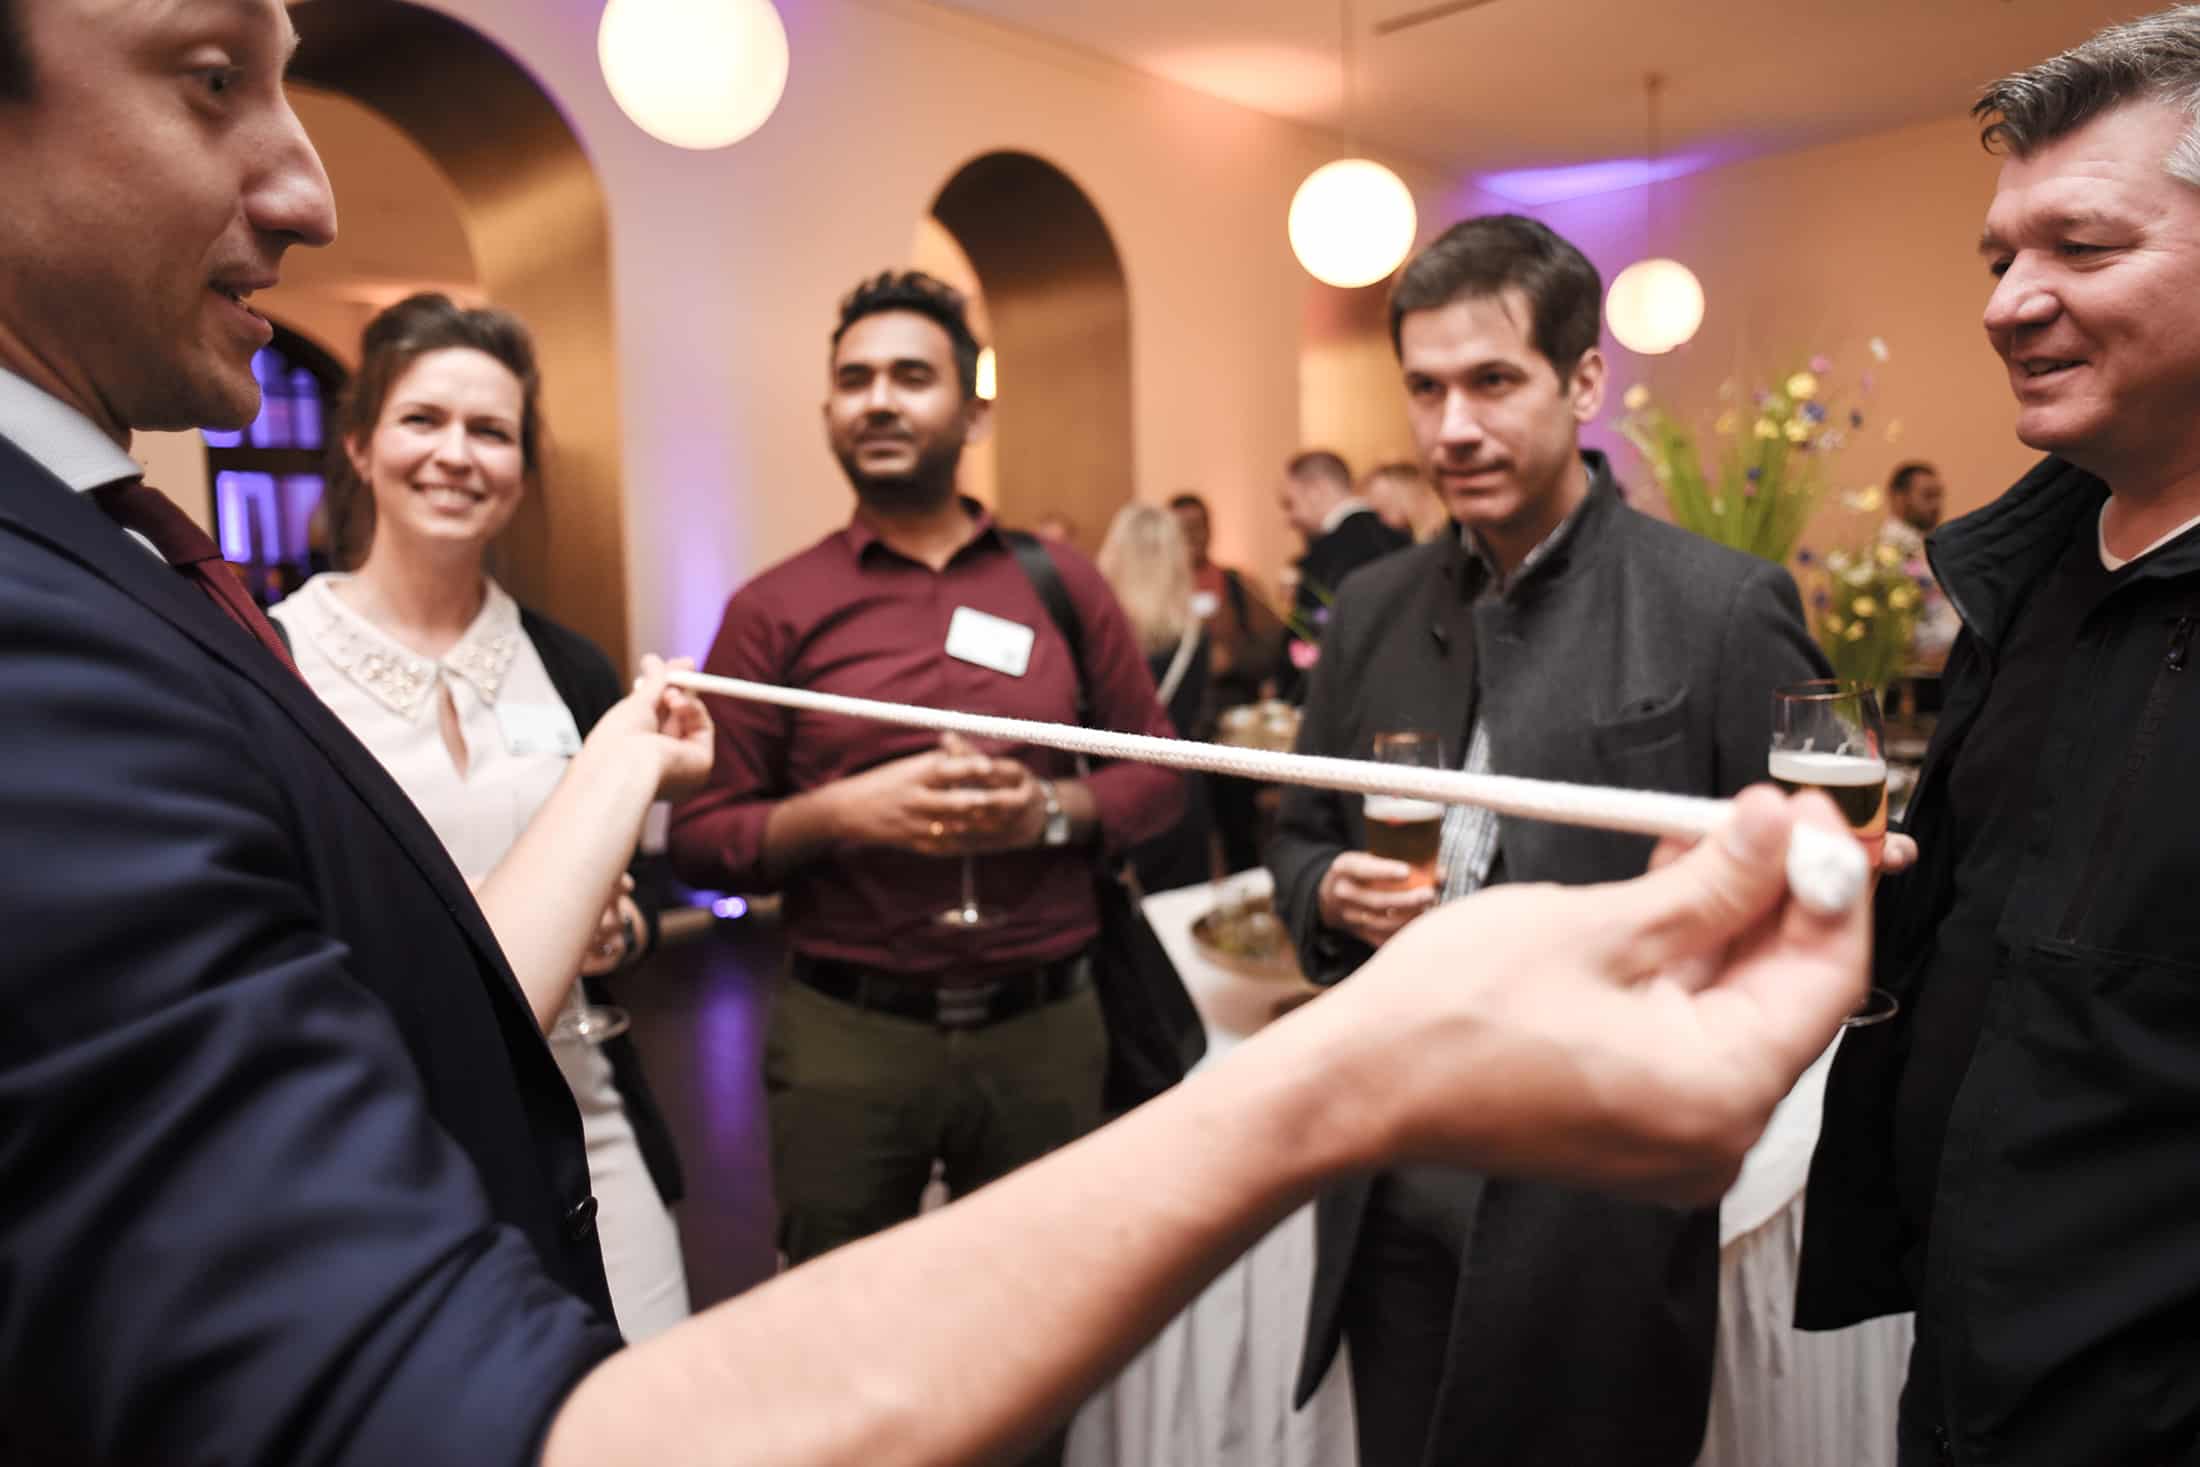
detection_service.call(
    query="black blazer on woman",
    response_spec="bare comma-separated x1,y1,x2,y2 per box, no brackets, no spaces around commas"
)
519,608,686,1209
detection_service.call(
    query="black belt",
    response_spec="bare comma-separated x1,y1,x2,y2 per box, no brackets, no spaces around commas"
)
789,950,1091,1030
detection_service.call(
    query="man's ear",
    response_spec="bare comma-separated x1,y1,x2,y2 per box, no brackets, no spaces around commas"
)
1569,347,1607,424
963,393,994,444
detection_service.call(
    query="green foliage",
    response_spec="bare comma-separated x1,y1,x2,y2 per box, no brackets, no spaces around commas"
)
1807,541,1923,694
1618,349,1883,567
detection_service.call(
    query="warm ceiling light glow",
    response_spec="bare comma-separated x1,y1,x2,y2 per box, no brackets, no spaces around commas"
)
1288,159,1417,289
597,0,790,151
975,346,997,402
1605,257,1705,356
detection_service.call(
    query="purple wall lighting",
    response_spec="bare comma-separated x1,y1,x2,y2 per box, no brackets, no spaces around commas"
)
1474,151,1722,207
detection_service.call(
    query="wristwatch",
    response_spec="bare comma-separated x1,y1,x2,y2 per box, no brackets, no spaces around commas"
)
1037,777,1071,847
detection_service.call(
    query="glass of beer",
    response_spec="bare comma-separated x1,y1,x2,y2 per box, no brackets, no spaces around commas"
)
1771,679,1896,1026
1365,730,1447,894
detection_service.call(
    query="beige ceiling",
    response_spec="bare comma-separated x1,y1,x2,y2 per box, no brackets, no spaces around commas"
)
929,0,2149,186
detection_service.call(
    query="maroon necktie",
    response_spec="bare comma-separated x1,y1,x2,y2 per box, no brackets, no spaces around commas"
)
91,479,302,678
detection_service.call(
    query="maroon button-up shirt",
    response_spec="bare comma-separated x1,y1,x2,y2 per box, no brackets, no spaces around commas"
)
669,503,1185,981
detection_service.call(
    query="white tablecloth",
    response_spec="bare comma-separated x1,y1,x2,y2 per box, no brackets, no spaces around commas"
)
1067,870,1912,1467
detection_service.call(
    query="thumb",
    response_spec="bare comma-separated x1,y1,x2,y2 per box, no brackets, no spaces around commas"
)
1600,785,1805,980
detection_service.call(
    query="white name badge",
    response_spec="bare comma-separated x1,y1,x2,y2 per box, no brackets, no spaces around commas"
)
496,699,585,758
944,605,1036,678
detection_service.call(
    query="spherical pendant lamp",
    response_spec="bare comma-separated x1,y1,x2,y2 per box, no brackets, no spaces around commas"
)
1290,159,1419,289
1606,257,1706,356
598,0,790,151
1290,0,1416,289
1604,74,1704,356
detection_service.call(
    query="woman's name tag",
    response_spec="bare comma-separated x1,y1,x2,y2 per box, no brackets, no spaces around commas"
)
496,700,584,757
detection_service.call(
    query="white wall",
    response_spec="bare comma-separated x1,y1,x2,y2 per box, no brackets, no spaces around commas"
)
401,0,1449,659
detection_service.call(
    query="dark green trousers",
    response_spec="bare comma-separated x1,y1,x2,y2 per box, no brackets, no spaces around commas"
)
764,964,1108,1265
763,966,1108,1467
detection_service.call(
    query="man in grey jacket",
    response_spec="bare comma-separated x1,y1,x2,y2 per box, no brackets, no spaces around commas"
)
1271,214,1830,1467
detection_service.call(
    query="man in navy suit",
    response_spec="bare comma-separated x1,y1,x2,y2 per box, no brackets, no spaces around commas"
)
0,2,1879,1463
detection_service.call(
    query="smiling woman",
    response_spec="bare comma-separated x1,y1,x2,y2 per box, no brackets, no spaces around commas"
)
265,292,699,1343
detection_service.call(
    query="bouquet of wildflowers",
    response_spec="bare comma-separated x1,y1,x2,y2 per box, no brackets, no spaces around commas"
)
1617,341,1888,566
1801,539,1923,692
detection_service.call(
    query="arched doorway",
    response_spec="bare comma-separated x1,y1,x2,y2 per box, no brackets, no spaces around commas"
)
927,152,1133,556
287,0,631,664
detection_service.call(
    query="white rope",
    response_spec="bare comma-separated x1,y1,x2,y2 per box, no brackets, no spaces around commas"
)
664,669,1867,914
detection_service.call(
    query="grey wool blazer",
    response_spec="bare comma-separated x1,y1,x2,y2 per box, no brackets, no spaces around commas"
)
1269,450,1830,1467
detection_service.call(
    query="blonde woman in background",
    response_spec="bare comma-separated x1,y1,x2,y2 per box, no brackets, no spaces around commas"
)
1095,503,1215,892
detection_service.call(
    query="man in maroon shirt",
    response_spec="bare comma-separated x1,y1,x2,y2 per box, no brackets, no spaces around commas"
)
670,273,1181,1345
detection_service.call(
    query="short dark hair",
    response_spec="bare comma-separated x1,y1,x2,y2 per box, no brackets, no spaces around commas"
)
832,270,983,399
1888,461,1938,495
1167,491,1209,515
1974,6,2200,183
0,0,32,101
1387,214,1603,376
325,293,545,569
1286,449,1352,490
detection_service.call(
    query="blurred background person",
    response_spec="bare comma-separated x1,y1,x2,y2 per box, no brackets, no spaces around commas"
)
1363,459,1448,543
1277,448,1409,700
1879,459,1962,675
1096,502,1216,893
269,293,694,1342
1170,490,1284,872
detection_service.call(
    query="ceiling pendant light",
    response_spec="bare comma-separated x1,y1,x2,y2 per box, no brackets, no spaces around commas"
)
598,0,790,151
1605,74,1705,356
1290,0,1417,289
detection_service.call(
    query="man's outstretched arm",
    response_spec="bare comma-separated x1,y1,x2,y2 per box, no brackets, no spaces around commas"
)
545,787,1867,1467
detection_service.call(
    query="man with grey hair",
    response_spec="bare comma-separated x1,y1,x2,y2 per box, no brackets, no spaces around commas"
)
1800,8,2200,1463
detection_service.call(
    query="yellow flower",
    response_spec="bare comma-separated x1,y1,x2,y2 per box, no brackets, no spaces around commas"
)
1874,542,1902,567
1715,410,1739,436
1851,596,1879,618
1888,585,1919,610
1844,485,1884,513
1787,371,1820,400
1824,615,1847,634
1754,417,1780,440
1622,384,1651,412
1844,562,1874,586
1845,622,1868,642
1785,418,1813,444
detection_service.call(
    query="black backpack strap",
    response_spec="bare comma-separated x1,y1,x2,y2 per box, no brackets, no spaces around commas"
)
1222,567,1250,627
1004,529,1093,725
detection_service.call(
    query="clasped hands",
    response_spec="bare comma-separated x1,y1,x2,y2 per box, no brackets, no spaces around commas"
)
830,732,1048,857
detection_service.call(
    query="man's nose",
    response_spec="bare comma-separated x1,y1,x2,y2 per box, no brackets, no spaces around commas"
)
1983,257,2058,339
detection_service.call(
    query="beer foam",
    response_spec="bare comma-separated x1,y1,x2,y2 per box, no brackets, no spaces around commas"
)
1768,749,1887,786
1364,795,1444,821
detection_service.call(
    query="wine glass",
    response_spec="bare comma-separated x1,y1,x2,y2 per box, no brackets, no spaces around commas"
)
1771,679,1897,1027
1366,730,1447,896
935,736,1008,930
550,984,631,1045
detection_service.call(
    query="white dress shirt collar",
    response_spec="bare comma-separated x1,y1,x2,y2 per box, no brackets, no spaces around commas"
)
1319,498,1375,536
0,365,142,493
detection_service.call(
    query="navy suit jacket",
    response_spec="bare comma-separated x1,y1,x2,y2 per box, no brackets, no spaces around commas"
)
0,438,622,1464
